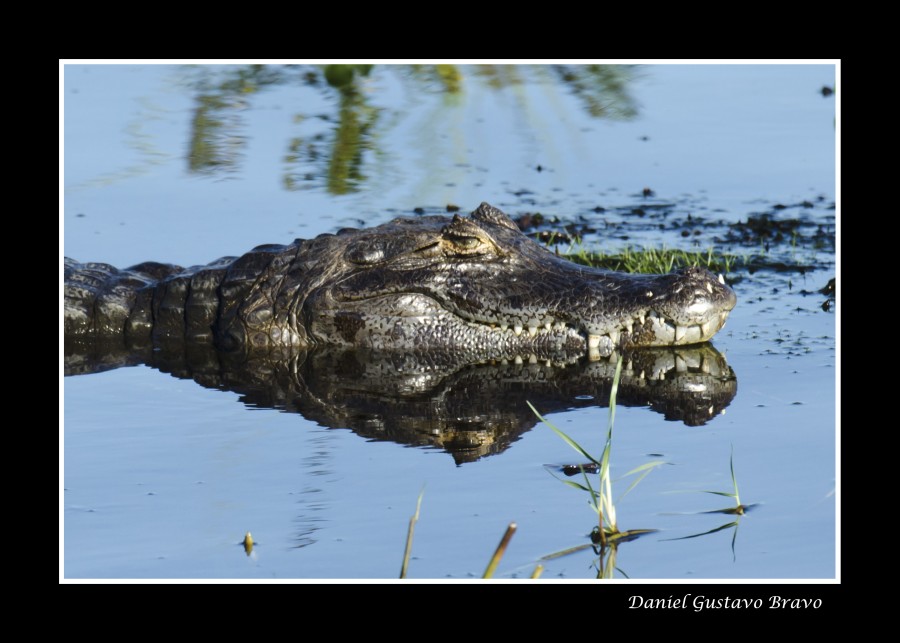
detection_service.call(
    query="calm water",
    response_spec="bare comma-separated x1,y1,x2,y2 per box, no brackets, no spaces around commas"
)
62,63,837,579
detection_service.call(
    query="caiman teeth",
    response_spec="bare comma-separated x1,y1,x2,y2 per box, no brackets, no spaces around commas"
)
638,313,646,325
588,335,601,349
513,325,523,336
607,329,620,345
700,320,712,338
675,325,687,342
544,322,552,331
706,282,714,293
528,326,538,337
500,324,508,332
623,320,633,334
718,273,725,285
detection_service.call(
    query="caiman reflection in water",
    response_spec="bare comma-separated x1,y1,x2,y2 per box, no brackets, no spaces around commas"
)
65,341,737,464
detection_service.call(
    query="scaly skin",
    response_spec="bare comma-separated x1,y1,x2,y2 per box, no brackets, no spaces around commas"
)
64,202,736,359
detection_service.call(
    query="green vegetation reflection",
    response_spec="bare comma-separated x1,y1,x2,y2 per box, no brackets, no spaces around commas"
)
286,66,379,195
186,64,289,174
180,64,637,194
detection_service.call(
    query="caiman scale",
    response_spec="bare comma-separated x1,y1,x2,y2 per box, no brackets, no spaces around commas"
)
64,202,736,359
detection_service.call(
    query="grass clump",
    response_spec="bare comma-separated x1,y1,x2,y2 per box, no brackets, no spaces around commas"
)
555,239,822,278
564,244,738,275
529,356,662,577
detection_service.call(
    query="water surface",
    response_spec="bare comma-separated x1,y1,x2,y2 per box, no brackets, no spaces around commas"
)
62,63,837,579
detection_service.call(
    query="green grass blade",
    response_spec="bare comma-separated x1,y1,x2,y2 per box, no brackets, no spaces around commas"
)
554,477,596,494
600,545,617,579
607,356,623,431
729,445,741,506
595,356,623,534
731,522,739,561
605,528,658,544
661,521,739,541
540,542,594,561
616,460,667,503
399,486,425,579
580,470,601,515
527,401,602,467
601,471,616,529
702,505,749,516
700,490,738,498
546,465,600,510
483,522,517,579
620,460,669,477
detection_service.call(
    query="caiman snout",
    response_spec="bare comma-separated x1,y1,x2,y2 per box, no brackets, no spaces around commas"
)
578,265,736,356
629,266,735,346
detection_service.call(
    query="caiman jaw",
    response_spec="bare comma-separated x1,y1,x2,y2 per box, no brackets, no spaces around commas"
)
583,271,736,359
584,308,733,359
315,266,736,360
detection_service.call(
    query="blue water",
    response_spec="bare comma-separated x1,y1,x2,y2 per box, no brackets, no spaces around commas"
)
62,63,837,579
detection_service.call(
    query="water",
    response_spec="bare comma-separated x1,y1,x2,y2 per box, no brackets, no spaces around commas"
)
62,63,837,579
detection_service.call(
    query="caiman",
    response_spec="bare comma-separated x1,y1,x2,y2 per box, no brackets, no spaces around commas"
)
64,202,736,360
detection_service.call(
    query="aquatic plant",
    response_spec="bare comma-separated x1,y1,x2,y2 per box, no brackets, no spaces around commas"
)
662,447,757,561
482,523,517,579
699,446,748,515
399,491,533,579
529,356,662,577
561,243,738,276
399,487,425,579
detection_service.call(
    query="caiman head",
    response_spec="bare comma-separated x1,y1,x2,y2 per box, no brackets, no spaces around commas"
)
302,203,736,359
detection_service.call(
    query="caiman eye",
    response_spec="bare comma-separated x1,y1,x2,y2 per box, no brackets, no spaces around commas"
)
440,216,496,255
447,234,483,250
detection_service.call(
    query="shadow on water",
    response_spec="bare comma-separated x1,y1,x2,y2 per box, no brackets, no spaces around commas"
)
180,64,638,194
65,340,737,465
